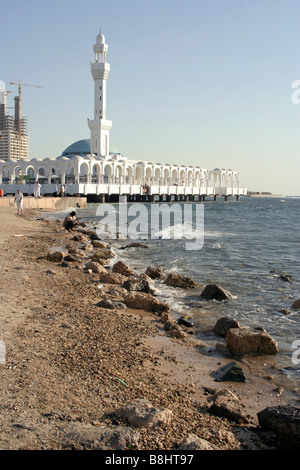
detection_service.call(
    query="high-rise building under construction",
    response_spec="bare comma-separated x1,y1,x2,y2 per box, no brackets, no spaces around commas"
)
0,87,29,161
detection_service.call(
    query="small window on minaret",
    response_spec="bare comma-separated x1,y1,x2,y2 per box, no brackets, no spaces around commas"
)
100,96,101,100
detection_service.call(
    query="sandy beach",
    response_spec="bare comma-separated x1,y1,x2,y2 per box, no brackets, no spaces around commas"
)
0,205,298,451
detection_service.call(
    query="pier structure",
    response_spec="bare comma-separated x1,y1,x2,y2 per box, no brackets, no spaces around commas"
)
0,154,246,202
0,31,247,202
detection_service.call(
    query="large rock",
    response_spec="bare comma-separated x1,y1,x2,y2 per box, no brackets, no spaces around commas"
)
91,240,107,248
114,398,173,428
166,324,187,339
119,242,148,250
68,247,84,257
200,284,233,301
64,254,80,262
122,278,155,294
145,265,164,279
123,291,170,314
85,261,107,274
209,389,249,424
96,298,127,310
178,316,194,328
226,326,279,356
257,405,300,447
59,423,139,450
213,316,240,337
73,234,89,242
82,243,94,251
46,251,68,262
99,272,128,285
164,273,199,289
92,248,116,259
90,255,109,266
211,361,246,383
112,261,135,277
292,298,300,310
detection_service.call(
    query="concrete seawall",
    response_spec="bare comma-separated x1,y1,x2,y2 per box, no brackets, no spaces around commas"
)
0,196,87,211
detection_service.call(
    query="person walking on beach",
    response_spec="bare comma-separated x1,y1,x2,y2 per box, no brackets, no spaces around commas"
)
14,189,23,215
63,211,80,232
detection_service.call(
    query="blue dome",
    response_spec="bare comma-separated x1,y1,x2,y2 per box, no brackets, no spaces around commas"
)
62,139,91,156
61,139,120,157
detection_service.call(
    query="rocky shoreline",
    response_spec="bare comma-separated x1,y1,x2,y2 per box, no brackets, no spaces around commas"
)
0,206,299,450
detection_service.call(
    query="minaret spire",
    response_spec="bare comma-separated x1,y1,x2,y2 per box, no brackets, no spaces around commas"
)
88,30,112,157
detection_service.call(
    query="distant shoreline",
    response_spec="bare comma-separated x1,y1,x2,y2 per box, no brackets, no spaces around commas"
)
246,193,282,197
246,193,300,198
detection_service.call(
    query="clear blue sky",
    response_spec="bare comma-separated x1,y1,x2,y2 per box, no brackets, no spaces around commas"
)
1,0,300,195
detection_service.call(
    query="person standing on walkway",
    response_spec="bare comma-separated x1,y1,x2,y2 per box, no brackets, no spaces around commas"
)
34,181,41,198
14,189,23,215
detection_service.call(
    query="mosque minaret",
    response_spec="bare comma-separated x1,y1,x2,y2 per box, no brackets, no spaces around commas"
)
88,30,112,157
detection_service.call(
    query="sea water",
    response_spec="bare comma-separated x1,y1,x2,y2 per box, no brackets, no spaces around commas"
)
50,196,300,392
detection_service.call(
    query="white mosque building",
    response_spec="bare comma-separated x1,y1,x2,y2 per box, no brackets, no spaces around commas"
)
0,31,246,202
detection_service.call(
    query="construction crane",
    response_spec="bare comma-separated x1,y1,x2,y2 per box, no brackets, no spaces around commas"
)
10,81,43,159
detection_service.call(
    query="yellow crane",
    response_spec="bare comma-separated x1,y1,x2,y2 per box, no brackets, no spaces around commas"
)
10,81,43,159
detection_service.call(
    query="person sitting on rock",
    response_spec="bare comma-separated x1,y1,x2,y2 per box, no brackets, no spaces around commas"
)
63,211,80,232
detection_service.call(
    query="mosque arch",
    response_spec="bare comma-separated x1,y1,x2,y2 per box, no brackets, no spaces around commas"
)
171,168,179,183
25,165,35,183
145,166,152,185
79,161,89,183
115,164,123,183
194,170,201,186
179,168,186,185
135,165,143,184
1,164,10,181
125,165,134,184
12,164,23,183
163,167,170,184
187,169,193,185
103,162,113,183
227,172,233,187
91,162,102,183
154,167,161,184
233,172,239,187
38,166,47,177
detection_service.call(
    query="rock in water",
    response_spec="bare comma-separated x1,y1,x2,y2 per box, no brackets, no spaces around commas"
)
112,261,134,277
178,316,194,328
92,248,116,260
292,298,300,310
123,292,170,314
122,278,154,294
164,273,199,289
213,316,240,336
226,326,279,355
200,284,232,301
211,361,246,383
145,266,164,279
257,405,300,447
91,240,107,248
